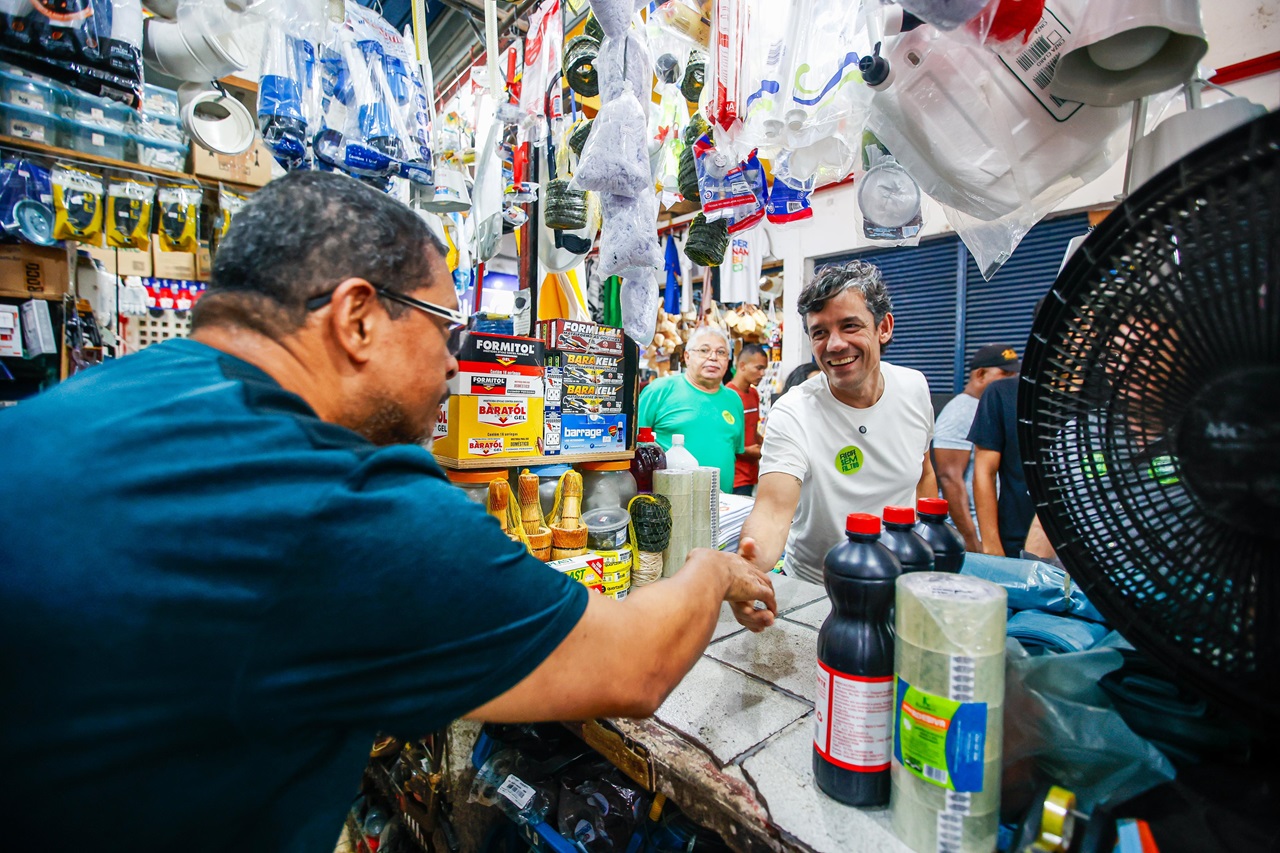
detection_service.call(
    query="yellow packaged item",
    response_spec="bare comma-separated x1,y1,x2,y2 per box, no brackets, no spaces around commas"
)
52,165,104,244
106,179,155,250
156,184,202,253
216,185,247,243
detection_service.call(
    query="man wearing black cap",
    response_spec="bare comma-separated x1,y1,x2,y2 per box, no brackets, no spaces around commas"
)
968,343,1035,556
932,344,1020,551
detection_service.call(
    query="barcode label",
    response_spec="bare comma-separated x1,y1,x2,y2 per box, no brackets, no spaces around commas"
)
937,811,964,853
922,764,948,784
949,655,976,701
497,774,535,809
1017,36,1053,71
995,3,1083,122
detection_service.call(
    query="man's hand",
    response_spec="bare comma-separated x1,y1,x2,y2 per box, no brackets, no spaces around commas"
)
724,538,777,632
981,538,1006,557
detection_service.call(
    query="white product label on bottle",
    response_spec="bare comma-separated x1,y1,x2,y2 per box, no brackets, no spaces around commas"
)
496,774,535,809
92,133,105,147
814,660,893,770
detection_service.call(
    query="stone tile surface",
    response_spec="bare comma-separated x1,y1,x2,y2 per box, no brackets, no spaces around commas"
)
706,617,819,703
784,597,832,630
712,601,745,641
743,719,911,853
654,658,810,766
771,573,827,615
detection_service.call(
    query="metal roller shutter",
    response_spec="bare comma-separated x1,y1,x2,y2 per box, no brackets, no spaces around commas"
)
817,237,962,394
962,214,1091,367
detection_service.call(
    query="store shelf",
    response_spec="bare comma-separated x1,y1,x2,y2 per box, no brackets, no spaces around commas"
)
433,449,634,470
0,134,261,193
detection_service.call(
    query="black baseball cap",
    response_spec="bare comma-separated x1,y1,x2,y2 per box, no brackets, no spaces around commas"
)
971,344,1021,371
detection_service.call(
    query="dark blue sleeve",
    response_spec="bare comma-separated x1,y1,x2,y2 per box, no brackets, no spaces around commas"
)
241,446,589,735
967,382,1008,452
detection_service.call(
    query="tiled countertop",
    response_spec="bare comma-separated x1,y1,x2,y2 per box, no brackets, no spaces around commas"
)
605,574,913,853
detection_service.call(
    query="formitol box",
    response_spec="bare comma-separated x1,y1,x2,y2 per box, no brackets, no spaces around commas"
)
538,320,624,357
434,331,546,460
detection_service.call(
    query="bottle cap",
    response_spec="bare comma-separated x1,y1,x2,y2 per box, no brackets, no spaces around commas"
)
884,505,916,525
638,427,656,443
672,434,685,446
846,513,881,535
917,497,949,517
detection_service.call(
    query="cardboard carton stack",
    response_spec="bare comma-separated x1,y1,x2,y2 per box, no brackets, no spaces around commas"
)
538,320,627,455
433,332,546,460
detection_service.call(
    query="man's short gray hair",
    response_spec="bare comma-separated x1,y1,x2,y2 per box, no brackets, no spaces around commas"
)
687,324,732,353
797,260,894,350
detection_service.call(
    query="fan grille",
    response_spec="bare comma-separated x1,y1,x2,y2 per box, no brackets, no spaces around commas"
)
1020,110,1280,728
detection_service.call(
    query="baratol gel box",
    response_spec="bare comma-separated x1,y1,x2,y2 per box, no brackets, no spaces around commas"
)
559,414,627,454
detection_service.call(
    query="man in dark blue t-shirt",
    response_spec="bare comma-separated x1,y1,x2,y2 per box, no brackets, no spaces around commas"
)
0,173,775,853
968,375,1034,556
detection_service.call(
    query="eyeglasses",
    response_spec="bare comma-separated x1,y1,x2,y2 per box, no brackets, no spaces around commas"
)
306,283,468,356
689,346,731,361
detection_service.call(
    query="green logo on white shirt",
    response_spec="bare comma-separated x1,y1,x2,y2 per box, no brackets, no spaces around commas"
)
835,445,864,475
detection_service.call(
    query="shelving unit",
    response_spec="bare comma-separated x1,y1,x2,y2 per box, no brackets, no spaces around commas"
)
434,449,633,469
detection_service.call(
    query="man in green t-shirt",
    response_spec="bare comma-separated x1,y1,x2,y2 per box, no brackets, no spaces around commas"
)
639,326,745,493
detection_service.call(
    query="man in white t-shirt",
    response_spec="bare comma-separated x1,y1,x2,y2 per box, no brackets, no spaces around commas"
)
738,260,937,587
931,343,1020,552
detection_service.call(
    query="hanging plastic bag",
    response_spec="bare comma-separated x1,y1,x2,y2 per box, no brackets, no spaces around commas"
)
735,0,800,155
705,0,746,131
766,174,814,226
259,12,323,171
726,149,766,233
597,29,655,115
693,134,756,219
105,180,155,251
856,136,923,245
651,83,688,208
0,0,143,107
216,186,249,245
0,156,54,246
519,0,563,141
156,185,203,254
52,166,104,245
597,192,662,280
571,92,651,198
588,0,645,40
621,269,660,346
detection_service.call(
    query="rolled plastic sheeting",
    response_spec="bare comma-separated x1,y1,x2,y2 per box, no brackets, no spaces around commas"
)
892,573,1007,853
654,469,693,577
690,466,719,550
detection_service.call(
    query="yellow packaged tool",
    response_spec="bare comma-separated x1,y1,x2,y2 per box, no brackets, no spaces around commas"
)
156,184,202,253
106,179,156,250
216,185,247,244
52,165,104,244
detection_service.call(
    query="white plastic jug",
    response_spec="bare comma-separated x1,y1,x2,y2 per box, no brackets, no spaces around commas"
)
665,434,700,471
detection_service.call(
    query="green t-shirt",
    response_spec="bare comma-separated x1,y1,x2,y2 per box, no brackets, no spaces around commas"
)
638,374,745,492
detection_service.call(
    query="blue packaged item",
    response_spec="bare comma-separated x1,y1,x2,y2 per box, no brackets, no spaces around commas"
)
766,175,814,224
1006,610,1111,656
560,414,627,454
962,553,1106,623
0,155,55,245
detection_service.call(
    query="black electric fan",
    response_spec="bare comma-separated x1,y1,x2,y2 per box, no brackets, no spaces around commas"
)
1019,109,1279,731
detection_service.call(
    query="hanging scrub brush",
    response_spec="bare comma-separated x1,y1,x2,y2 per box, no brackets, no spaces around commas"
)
681,50,707,103
563,34,601,98
568,118,593,157
678,143,701,207
518,469,553,561
545,101,590,231
683,212,729,267
628,494,673,587
549,469,588,560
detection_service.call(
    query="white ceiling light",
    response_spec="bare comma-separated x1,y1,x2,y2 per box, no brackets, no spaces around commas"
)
1049,0,1208,107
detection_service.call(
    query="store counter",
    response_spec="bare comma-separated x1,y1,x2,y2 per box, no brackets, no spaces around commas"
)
585,574,912,853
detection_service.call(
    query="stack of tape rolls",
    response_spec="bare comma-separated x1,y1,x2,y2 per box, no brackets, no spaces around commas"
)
654,469,693,577
891,572,1007,853
691,467,720,550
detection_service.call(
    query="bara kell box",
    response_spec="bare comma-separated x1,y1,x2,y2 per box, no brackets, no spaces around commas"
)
449,331,545,397
560,414,627,454
561,391,625,416
565,363,624,387
539,320,624,356
433,394,546,460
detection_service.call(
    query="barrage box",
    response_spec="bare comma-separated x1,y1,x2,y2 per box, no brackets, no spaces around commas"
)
539,320,624,356
560,413,627,453
433,395,545,460
549,553,605,592
448,332,545,397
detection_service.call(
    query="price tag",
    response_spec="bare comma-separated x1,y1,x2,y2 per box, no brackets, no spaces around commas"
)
496,774,535,809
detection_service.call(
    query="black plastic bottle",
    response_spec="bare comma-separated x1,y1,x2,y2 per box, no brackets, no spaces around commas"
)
881,506,935,574
915,497,966,573
814,513,901,807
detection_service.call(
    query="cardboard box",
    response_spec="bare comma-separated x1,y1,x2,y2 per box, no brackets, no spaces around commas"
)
543,411,561,456
0,304,22,356
20,298,56,356
539,320,624,356
448,332,545,397
195,242,212,281
0,243,70,299
190,137,274,187
560,413,627,454
433,394,545,460
151,245,198,280
82,243,152,277
562,351,622,371
565,364,625,387
561,393,625,416
548,553,605,591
